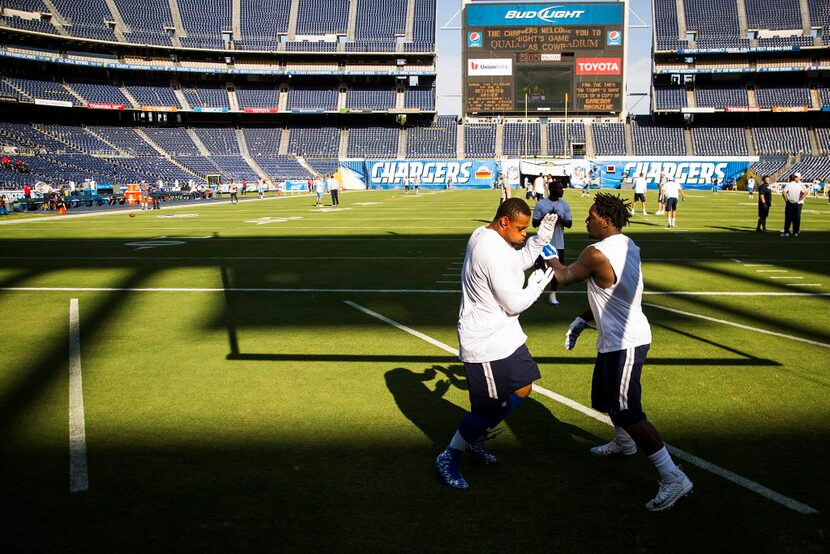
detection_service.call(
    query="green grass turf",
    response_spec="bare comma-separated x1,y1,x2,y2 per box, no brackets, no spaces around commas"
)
1,189,828,551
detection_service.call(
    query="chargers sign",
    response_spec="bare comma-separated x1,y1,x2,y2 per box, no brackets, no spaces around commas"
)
340,160,501,189
594,157,757,189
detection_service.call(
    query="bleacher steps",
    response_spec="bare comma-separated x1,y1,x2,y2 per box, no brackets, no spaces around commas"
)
227,83,239,111
684,128,694,155
36,0,69,36
339,128,349,158
397,127,407,158
31,123,74,151
395,88,404,110
278,89,288,112
809,87,820,110
584,122,595,157
337,89,346,111
798,0,812,32
346,0,358,41
171,80,192,111
186,128,212,156
686,89,696,108
168,0,188,38
231,0,242,40
808,129,820,156
539,122,549,157
746,87,757,107
735,0,749,39
623,121,634,156
118,84,140,108
236,128,269,180
62,82,87,105
279,128,290,155
296,156,317,176
494,120,504,157
287,0,300,40
103,0,129,39
83,126,122,154
133,128,169,156
674,0,687,39
457,122,465,158
745,128,756,156
405,0,416,41
3,78,33,101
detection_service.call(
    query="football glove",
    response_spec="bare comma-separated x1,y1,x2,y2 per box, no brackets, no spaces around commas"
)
541,244,559,260
528,267,554,292
565,316,591,350
535,212,559,245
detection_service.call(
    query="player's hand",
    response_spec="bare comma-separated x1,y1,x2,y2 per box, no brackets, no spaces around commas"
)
528,267,554,291
536,212,559,245
541,244,559,260
565,316,590,350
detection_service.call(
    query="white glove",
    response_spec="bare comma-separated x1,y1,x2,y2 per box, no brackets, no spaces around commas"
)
527,267,554,292
565,317,591,350
535,212,559,245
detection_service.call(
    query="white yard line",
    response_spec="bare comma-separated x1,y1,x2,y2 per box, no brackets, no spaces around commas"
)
643,303,830,349
770,276,803,279
68,299,88,492
756,270,788,273
343,301,818,515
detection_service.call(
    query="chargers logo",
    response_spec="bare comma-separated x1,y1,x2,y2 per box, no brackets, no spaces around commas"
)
468,32,482,47
607,30,621,46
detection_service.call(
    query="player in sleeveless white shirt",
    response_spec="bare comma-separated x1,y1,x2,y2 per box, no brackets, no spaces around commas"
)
435,198,558,490
544,193,693,511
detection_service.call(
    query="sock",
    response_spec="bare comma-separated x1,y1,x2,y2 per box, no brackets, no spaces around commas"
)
486,393,527,429
457,412,491,443
449,431,468,451
647,446,680,480
614,426,635,446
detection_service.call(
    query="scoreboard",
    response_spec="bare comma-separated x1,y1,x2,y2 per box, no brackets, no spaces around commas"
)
463,2,626,115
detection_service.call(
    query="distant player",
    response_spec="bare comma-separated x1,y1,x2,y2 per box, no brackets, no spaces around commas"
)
632,172,648,215
756,175,772,232
327,173,340,207
436,199,557,490
655,172,666,214
314,175,324,207
662,176,684,228
533,172,546,201
229,181,239,205
545,192,693,511
746,176,755,199
532,181,572,305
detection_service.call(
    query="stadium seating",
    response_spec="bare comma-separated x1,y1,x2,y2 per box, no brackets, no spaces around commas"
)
406,116,457,158
87,126,160,156
296,0,348,35
754,84,811,108
785,156,830,180
238,0,290,50
50,0,117,41
115,0,174,45
254,156,312,179
287,126,341,157
243,127,282,157
286,86,338,111
177,0,231,45
631,119,685,156
683,0,741,42
39,124,116,154
235,83,281,109
653,0,685,50
591,122,626,156
3,75,81,106
547,123,586,158
192,127,240,155
347,125,399,158
181,82,230,109
346,85,397,111
463,122,496,158
70,79,133,106
654,87,687,110
142,127,200,156
816,127,830,155
502,122,540,157
745,0,801,30
749,157,789,177
694,85,749,108
404,87,435,111
753,126,811,155
354,0,407,43
692,126,749,156
123,80,181,109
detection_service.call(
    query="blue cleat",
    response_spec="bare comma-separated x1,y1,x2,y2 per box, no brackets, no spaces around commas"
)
467,434,497,465
435,447,469,490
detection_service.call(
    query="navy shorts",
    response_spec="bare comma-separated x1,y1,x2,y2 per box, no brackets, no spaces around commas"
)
591,344,649,416
665,197,679,211
464,344,541,413
634,192,646,202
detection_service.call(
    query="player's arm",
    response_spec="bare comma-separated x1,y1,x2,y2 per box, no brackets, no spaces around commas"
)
488,258,552,316
545,245,601,287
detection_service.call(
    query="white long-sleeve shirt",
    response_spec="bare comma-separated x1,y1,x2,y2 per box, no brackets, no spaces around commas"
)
457,226,545,362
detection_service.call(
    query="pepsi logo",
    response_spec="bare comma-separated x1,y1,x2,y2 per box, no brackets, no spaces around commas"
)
470,32,480,41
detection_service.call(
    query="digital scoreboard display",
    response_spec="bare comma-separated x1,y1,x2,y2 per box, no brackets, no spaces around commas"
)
463,2,626,115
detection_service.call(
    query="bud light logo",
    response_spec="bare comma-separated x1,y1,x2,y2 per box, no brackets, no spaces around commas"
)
504,7,586,22
468,32,482,47
607,30,621,46
575,58,621,75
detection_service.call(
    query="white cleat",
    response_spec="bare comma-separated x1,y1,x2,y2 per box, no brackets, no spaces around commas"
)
646,469,694,512
589,438,637,457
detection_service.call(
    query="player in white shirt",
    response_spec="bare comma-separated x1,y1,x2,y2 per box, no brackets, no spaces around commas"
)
544,192,693,511
746,176,755,199
662,178,685,228
436,198,557,490
654,172,666,214
532,173,546,201
632,173,648,215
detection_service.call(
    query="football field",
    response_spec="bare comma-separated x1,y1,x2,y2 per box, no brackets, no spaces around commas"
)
1,189,828,551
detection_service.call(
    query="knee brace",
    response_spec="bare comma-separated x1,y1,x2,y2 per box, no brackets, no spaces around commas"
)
610,408,646,427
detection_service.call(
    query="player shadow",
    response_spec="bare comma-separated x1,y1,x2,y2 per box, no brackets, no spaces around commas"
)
627,219,663,227
650,321,783,367
384,364,601,453
706,225,755,233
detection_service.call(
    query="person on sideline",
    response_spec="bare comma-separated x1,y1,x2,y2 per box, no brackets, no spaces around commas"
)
435,198,558,490
632,172,648,215
756,175,772,233
662,176,685,228
781,173,808,237
544,192,693,511
532,181,572,305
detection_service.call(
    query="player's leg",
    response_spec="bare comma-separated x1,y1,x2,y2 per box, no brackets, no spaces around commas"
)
589,350,638,456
